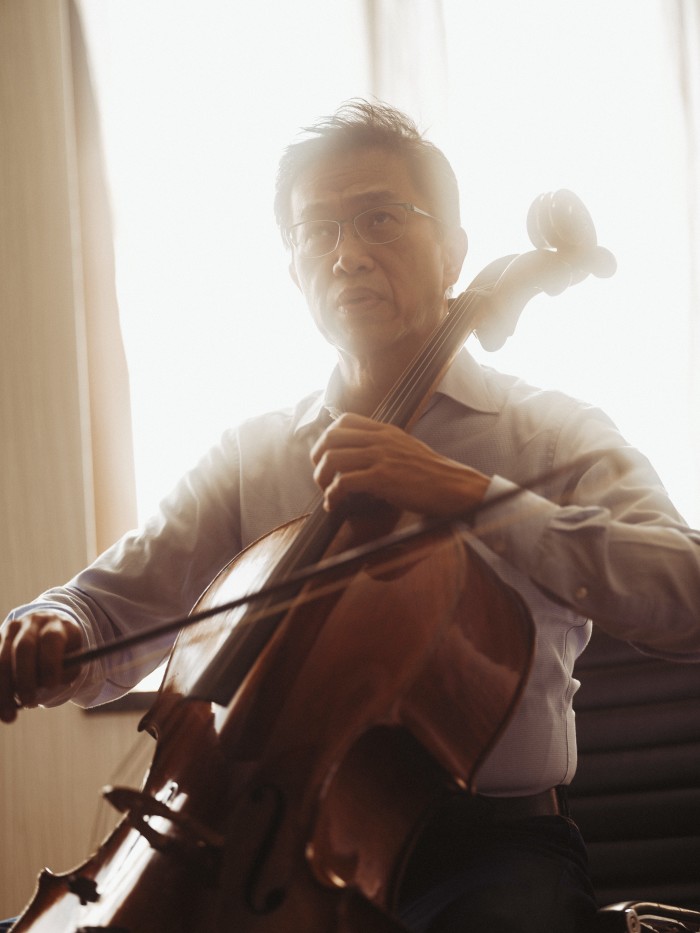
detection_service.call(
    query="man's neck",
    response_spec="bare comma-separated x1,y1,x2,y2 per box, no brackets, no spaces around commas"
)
336,353,411,416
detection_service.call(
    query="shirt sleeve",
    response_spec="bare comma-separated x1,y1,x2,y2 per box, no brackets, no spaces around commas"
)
473,405,700,658
2,430,245,708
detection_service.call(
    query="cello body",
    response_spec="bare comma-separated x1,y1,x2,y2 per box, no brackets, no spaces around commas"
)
11,514,533,931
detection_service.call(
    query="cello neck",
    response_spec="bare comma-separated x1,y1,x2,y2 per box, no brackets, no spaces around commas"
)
187,293,482,707
372,289,482,429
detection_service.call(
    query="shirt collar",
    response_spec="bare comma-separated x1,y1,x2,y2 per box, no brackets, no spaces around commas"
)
432,347,501,414
293,347,499,437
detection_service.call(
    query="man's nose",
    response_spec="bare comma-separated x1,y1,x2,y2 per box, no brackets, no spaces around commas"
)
332,224,374,274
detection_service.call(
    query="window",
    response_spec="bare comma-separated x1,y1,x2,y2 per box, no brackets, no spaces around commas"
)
81,1,698,528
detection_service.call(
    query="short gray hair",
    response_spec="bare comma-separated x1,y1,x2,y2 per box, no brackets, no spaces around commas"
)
274,99,462,235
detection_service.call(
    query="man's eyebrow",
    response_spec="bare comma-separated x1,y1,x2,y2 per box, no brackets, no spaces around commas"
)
298,190,401,220
354,189,401,206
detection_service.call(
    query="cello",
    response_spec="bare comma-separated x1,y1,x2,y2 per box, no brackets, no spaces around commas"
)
11,190,615,932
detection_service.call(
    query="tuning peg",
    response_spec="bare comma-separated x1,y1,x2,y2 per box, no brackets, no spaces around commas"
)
527,189,598,251
527,190,617,279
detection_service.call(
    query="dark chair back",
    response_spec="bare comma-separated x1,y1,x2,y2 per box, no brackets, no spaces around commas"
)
568,626,700,911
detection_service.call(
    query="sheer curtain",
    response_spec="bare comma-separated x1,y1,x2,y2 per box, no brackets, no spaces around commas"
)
78,0,372,520
69,2,138,553
81,0,698,526
367,0,699,526
1,1,139,915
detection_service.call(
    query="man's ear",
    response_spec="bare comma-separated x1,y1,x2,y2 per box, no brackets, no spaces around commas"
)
442,226,469,290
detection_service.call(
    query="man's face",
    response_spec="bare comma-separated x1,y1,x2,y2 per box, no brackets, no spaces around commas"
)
288,147,466,369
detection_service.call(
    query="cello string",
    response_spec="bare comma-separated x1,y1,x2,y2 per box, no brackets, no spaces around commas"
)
251,281,490,593
277,271,513,596
232,277,525,590
373,288,484,425
87,730,155,845
263,287,484,584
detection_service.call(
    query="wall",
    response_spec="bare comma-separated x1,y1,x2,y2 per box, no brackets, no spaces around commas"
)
0,1,141,916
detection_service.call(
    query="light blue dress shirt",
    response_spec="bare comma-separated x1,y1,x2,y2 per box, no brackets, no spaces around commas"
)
6,349,700,795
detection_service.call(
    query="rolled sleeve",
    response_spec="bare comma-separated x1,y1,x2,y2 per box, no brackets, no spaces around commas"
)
474,472,700,658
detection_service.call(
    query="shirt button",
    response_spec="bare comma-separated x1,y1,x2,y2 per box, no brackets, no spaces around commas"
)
575,585,588,600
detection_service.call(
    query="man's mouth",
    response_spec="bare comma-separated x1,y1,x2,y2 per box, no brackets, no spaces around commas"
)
336,287,384,311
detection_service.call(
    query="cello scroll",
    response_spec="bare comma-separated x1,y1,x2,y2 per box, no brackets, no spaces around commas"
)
474,189,617,350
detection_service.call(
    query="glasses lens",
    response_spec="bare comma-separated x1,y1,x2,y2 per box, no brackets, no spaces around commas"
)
289,220,339,259
355,205,407,244
288,204,410,258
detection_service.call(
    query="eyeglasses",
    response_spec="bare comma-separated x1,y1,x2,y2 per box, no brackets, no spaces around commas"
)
285,202,444,259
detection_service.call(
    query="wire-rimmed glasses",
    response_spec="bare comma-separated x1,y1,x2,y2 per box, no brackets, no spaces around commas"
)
285,202,444,259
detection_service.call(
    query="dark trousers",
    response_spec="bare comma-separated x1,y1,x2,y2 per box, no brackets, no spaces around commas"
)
396,803,598,933
0,810,597,933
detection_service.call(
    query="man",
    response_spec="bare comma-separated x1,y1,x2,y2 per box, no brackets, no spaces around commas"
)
2,101,699,932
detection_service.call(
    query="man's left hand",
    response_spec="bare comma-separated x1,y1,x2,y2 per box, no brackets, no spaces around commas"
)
311,413,490,517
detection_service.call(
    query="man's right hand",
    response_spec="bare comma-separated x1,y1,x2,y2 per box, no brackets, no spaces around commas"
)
0,612,83,723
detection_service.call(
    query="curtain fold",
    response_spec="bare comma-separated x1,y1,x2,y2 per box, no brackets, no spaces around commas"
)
69,0,137,553
668,0,700,513
364,0,449,130
0,1,139,917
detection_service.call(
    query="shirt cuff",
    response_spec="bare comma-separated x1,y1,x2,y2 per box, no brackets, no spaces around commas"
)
471,475,557,578
3,602,95,708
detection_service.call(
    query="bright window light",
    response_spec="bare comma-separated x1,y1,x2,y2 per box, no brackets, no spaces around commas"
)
80,0,698,527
